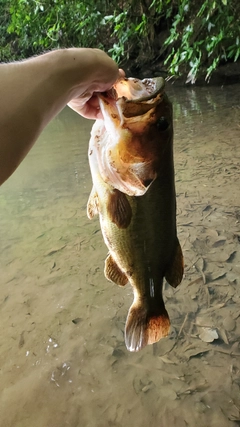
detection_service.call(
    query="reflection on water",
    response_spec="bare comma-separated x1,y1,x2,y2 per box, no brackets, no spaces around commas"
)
0,85,240,426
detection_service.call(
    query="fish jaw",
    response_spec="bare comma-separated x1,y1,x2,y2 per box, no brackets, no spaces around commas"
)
113,77,165,102
96,77,172,196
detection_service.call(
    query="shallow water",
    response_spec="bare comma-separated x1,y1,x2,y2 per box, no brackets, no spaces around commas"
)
0,83,240,427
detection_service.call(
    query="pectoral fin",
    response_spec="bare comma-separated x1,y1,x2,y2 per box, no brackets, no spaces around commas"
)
87,186,99,219
165,238,184,288
104,254,128,286
107,189,132,229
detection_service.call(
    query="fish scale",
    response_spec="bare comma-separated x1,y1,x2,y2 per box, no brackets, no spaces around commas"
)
87,77,184,352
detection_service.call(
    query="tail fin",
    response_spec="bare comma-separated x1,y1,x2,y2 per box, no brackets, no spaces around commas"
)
125,301,170,352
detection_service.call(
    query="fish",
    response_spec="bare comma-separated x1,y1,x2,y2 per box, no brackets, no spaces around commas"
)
87,77,184,352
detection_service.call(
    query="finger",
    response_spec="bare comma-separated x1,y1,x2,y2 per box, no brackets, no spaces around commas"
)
119,69,125,78
87,95,99,109
81,104,103,120
68,98,103,120
81,96,103,120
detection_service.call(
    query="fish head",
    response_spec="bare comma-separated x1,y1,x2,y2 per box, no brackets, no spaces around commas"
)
96,77,173,196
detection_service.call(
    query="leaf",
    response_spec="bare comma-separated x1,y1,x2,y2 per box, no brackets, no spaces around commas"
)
209,271,226,281
180,382,209,395
159,356,176,364
208,250,236,263
185,347,209,361
207,228,219,239
195,257,205,272
211,237,226,247
45,245,66,256
199,327,218,343
234,48,240,62
222,316,236,332
142,382,154,393
218,328,229,345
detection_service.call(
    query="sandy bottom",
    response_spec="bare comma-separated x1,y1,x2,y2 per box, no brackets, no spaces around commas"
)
0,85,240,427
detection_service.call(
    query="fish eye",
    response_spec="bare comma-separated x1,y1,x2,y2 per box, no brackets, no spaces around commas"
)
156,117,169,131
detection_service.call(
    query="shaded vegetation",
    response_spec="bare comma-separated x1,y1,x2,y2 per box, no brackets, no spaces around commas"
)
1,0,240,82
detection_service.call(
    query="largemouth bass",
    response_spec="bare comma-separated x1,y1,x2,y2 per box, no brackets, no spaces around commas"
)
87,77,184,352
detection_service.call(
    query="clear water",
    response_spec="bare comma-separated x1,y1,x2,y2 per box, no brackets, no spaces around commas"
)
0,83,240,427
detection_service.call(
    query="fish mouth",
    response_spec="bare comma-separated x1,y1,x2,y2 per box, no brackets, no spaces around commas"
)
96,77,170,196
106,77,165,103
99,77,165,122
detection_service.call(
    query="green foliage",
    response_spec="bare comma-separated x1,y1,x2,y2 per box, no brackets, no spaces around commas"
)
163,0,240,82
105,10,148,63
0,0,240,81
0,0,12,61
7,0,108,57
107,0,240,81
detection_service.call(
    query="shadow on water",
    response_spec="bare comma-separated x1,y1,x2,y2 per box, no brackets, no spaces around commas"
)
0,85,240,427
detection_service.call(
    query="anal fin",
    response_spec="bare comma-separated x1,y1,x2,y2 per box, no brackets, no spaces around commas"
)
104,254,128,287
165,238,184,288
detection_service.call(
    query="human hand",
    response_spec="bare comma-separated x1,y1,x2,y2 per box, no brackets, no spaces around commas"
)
67,49,124,120
0,47,122,184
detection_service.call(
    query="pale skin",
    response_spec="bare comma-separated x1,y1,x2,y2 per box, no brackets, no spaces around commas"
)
0,48,122,186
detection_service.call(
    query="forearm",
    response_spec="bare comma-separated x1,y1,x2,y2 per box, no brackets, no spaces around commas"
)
0,48,118,185
0,50,63,184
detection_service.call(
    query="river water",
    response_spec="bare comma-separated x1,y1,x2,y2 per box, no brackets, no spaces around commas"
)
0,83,240,427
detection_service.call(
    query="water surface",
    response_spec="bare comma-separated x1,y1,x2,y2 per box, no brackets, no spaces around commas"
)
0,84,240,427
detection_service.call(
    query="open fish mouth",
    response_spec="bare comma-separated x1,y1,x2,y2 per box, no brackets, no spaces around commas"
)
107,76,165,102
94,77,171,196
101,77,166,122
